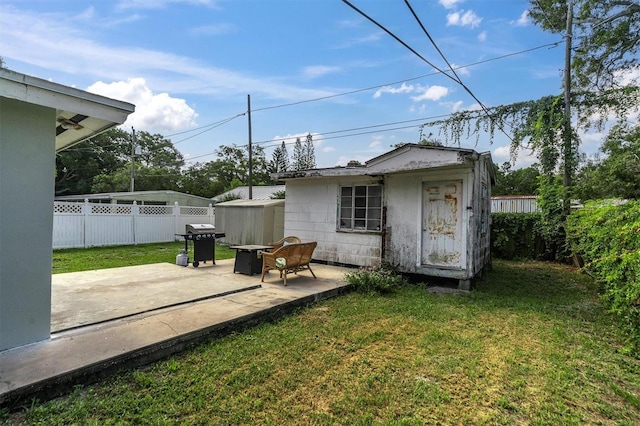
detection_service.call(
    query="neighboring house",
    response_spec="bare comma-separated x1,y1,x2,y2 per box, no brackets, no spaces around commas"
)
273,144,495,290
0,69,134,351
56,190,213,207
491,195,539,213
212,185,285,203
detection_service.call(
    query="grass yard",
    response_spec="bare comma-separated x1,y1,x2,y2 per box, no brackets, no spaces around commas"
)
3,248,639,424
51,242,236,273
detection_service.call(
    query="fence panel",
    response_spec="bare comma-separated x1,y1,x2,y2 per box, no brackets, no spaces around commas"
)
52,202,85,249
85,204,135,247
53,201,216,249
136,205,176,244
174,205,216,237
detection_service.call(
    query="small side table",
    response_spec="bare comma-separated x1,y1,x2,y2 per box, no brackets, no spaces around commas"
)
230,245,273,275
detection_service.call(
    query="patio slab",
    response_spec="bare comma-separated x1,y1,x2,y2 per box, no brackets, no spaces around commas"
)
51,262,262,332
0,259,352,408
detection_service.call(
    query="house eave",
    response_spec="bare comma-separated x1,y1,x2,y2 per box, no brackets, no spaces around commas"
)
0,68,135,152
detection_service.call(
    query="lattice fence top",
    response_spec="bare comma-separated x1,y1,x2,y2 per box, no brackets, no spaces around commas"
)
54,201,213,217
54,202,83,214
139,205,173,215
91,204,133,215
180,206,210,216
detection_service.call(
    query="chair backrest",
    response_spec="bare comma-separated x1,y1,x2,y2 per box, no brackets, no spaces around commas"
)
273,241,317,262
269,236,301,250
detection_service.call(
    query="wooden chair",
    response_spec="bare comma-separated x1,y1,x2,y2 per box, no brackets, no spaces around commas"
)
261,241,317,286
268,236,301,251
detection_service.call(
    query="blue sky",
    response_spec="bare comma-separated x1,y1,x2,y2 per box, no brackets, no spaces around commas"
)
1,0,594,169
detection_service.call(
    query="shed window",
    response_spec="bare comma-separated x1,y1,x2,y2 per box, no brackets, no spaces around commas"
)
339,184,382,231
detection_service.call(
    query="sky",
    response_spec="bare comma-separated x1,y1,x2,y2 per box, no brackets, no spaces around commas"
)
0,0,600,170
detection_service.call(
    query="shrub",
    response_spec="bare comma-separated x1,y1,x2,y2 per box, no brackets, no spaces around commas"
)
491,213,545,260
344,262,408,294
566,200,640,357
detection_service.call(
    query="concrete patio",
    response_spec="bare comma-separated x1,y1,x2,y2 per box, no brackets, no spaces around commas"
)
0,259,352,408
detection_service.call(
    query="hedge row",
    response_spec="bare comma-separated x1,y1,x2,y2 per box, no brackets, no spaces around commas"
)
566,200,640,357
490,213,545,260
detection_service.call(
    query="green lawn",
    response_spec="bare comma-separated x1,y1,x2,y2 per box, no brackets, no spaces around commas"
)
51,241,236,273
3,249,639,424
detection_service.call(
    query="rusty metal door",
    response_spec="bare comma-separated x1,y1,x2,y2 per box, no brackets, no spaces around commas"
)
421,181,463,267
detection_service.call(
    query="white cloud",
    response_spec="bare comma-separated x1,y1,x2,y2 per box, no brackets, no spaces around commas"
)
477,31,487,42
514,10,530,27
450,100,465,112
116,0,215,10
303,65,342,79
493,145,538,169
87,78,198,133
322,146,336,153
334,32,383,49
411,85,448,102
0,6,336,103
189,23,236,36
439,0,464,9
373,82,414,98
447,10,482,28
450,64,470,76
271,132,324,149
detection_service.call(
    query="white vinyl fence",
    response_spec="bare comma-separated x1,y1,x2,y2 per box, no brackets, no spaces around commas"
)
53,201,216,249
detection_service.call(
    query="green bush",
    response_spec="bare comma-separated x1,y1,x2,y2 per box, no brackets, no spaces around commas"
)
491,213,545,260
344,262,408,294
567,200,640,356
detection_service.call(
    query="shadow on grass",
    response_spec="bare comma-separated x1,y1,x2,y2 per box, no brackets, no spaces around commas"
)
470,259,606,322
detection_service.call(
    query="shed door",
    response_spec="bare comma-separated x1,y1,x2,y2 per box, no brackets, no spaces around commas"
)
421,181,463,268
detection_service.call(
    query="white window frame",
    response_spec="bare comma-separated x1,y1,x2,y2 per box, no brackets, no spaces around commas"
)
338,184,383,232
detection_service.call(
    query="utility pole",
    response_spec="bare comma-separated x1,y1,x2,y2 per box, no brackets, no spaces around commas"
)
130,127,136,192
563,0,573,213
247,94,253,200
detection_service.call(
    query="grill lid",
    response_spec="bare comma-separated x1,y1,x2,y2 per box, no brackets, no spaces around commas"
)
186,224,215,234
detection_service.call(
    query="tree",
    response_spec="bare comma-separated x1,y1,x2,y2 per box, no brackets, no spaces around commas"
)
303,133,316,169
270,141,290,173
574,122,640,200
88,130,184,193
195,143,274,199
292,137,304,171
55,128,131,195
179,162,226,198
493,163,541,195
528,0,640,92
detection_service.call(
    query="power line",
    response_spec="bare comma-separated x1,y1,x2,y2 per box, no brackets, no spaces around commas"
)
182,113,454,164
341,0,463,87
164,112,246,138
344,0,514,143
403,0,485,109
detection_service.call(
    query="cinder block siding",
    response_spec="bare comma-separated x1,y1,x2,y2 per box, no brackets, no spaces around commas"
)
284,178,381,267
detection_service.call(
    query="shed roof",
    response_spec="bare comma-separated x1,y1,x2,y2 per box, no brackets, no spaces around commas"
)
215,199,285,207
55,190,212,203
273,144,493,181
0,68,135,152
212,185,285,202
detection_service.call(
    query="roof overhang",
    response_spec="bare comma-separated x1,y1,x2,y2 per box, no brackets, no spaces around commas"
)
274,144,491,181
0,69,135,152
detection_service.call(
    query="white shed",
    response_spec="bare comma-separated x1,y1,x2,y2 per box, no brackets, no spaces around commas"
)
274,144,495,289
215,199,285,246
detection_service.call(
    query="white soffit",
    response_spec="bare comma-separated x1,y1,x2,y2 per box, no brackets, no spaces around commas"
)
0,69,135,152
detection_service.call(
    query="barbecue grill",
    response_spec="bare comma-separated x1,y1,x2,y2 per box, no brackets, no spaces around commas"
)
177,224,225,267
